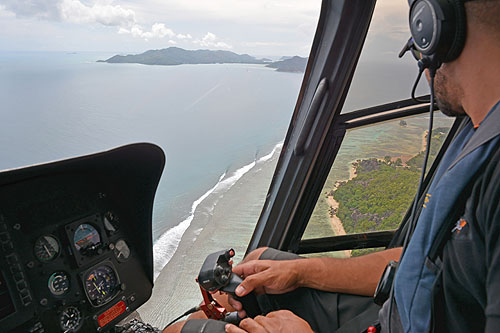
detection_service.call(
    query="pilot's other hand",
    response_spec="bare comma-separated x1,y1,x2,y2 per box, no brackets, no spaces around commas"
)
228,259,301,317
224,310,313,333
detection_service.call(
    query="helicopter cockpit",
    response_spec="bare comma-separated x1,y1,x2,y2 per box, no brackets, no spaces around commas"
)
2,0,495,331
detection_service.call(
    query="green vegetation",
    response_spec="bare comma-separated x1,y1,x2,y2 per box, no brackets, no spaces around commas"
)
334,127,449,234
327,127,449,256
406,127,450,170
333,159,419,234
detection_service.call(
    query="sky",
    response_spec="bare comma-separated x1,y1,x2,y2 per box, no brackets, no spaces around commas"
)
0,0,410,58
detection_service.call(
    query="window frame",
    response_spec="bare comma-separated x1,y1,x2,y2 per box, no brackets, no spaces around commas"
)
247,0,464,256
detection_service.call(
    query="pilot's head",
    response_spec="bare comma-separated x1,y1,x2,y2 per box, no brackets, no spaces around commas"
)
406,0,500,119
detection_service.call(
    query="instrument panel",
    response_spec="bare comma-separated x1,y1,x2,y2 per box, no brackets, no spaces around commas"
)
0,143,164,332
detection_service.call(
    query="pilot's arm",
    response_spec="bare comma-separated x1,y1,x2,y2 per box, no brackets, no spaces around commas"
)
228,247,401,317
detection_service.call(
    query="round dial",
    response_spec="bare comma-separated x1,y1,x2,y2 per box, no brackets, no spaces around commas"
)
34,235,60,262
114,239,130,262
84,265,118,306
60,306,82,332
48,272,70,296
73,223,100,251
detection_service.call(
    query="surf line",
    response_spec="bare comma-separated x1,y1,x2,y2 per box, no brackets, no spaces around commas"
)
152,142,283,280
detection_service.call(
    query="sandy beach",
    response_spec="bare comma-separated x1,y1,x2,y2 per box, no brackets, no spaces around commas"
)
138,154,279,328
326,196,351,257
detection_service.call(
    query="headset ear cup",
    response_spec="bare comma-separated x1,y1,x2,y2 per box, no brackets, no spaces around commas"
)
444,0,467,62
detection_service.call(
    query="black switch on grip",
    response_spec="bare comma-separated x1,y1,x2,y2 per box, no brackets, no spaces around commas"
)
197,249,261,318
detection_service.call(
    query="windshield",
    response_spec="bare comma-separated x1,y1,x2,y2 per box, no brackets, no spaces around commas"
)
0,0,320,326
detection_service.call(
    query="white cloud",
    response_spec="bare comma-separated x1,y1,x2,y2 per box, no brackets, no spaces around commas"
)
194,32,232,49
1,0,189,42
118,22,176,40
176,33,192,40
59,0,136,26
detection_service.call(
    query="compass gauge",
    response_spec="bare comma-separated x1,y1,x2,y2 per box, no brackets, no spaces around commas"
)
84,265,118,306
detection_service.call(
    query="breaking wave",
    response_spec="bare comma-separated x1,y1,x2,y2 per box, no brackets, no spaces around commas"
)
152,142,282,280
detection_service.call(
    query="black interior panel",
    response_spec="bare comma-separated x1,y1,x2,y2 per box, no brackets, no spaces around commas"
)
0,143,164,332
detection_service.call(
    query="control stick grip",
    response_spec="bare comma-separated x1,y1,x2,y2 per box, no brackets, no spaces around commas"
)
221,274,261,318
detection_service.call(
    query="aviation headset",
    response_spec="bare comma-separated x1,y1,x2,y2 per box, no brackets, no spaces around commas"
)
403,0,471,73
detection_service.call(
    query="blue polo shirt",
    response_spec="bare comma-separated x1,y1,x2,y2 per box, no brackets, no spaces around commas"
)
394,101,500,332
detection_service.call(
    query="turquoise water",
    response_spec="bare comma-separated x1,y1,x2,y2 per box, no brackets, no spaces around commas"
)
0,51,301,239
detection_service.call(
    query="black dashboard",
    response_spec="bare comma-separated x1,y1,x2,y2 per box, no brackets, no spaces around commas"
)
0,143,165,332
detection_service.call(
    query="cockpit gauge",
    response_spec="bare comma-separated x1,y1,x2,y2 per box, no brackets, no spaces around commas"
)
84,265,119,306
73,223,100,252
60,306,82,332
34,235,60,262
48,272,70,296
113,239,130,262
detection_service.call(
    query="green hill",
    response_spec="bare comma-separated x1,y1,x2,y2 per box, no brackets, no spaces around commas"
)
265,56,308,73
98,47,265,66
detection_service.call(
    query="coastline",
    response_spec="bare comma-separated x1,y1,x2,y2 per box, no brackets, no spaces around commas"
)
326,196,351,257
324,162,357,257
138,147,280,327
422,130,429,151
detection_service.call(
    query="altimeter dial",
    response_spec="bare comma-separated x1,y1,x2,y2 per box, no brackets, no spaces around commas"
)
34,235,60,262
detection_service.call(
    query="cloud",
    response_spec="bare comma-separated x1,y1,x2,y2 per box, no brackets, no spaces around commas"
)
0,0,136,26
176,33,192,40
0,0,187,41
59,0,136,27
194,32,232,49
118,23,176,40
0,0,61,20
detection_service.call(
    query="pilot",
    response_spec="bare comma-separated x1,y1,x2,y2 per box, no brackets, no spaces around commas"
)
166,0,500,332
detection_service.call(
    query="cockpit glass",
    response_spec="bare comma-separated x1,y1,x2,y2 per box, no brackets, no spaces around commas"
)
341,0,428,113
301,0,456,257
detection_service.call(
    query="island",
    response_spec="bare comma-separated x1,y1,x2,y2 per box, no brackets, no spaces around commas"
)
98,47,308,73
303,127,450,257
265,56,308,73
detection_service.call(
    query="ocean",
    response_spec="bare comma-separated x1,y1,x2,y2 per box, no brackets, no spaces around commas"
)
1,51,454,326
0,51,301,274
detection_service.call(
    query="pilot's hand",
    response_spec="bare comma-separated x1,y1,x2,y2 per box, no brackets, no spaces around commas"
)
224,310,313,333
228,259,301,317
